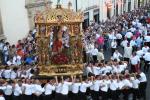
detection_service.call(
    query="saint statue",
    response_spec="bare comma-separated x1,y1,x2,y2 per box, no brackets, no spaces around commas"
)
52,28,63,55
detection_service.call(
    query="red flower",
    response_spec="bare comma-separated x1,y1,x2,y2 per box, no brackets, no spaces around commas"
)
51,53,69,65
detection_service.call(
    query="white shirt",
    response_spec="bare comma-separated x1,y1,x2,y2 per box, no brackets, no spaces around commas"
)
112,52,122,61
55,83,62,93
71,83,81,93
32,84,44,95
143,52,150,61
142,46,149,53
130,55,140,65
100,80,109,92
130,40,136,46
10,71,17,79
3,69,11,79
13,84,22,96
60,81,72,95
93,80,102,91
130,77,140,89
136,50,144,58
4,85,12,95
104,66,112,74
90,48,98,56
6,61,13,66
92,66,100,75
0,97,5,100
44,84,55,95
80,82,92,93
144,35,150,42
86,66,92,75
139,72,147,82
23,84,33,95
111,41,117,48
122,79,133,88
118,80,124,90
124,46,133,58
121,40,128,47
3,46,9,55
13,55,22,66
110,80,118,91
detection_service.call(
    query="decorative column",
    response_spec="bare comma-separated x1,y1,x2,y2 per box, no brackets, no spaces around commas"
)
0,11,6,40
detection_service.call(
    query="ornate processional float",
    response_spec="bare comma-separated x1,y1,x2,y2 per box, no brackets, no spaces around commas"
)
34,1,84,77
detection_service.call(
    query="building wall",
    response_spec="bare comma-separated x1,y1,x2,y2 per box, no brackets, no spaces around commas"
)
0,0,29,44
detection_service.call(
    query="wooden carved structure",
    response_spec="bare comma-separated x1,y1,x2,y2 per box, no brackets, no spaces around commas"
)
34,2,84,76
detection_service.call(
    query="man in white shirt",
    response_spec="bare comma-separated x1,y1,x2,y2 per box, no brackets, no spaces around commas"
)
3,42,9,65
111,40,117,56
71,77,81,100
122,75,133,100
79,78,92,100
138,71,147,100
4,80,13,100
92,63,100,76
22,79,33,100
13,80,22,100
32,79,44,100
124,43,133,62
2,66,11,79
90,47,98,63
97,49,104,63
143,49,150,72
130,53,140,72
112,50,122,62
43,79,55,100
10,68,18,80
109,75,118,100
142,44,149,53
100,76,110,100
92,76,102,100
60,77,72,100
55,77,62,100
130,75,140,100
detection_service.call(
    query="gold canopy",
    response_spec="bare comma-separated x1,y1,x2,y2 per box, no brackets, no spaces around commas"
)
34,4,84,24
34,3,84,77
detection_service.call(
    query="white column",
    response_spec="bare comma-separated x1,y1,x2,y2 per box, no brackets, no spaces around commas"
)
0,11,5,40
89,10,94,22
131,0,135,10
99,0,103,21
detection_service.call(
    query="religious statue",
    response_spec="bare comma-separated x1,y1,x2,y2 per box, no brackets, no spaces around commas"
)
52,28,63,55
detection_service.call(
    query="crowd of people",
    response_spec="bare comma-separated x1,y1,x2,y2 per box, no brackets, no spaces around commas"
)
0,2,149,100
